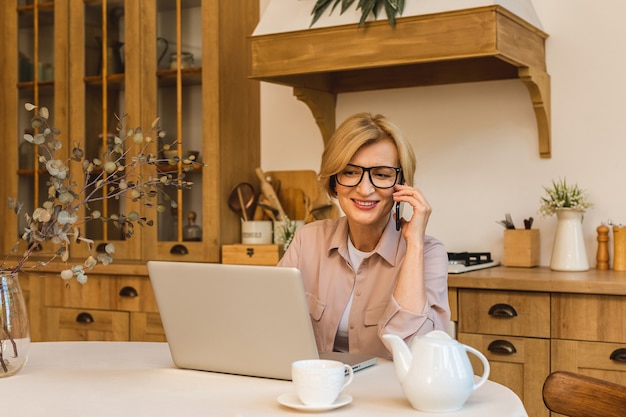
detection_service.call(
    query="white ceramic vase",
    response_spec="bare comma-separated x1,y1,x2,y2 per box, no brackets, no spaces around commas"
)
550,208,589,271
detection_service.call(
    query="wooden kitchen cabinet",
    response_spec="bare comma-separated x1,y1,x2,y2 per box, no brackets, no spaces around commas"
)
459,333,549,415
551,294,626,387
551,339,626,385
27,264,165,342
451,267,626,417
0,1,259,341
457,289,550,417
1,1,259,262
45,306,131,341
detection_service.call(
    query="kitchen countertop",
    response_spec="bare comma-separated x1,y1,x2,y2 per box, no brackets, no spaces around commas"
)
448,266,626,295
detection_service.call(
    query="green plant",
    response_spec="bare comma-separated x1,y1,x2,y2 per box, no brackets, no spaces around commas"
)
539,178,592,216
277,217,299,249
2,103,201,283
310,0,405,27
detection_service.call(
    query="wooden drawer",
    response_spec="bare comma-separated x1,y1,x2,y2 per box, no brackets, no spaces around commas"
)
552,339,626,384
130,312,166,342
552,293,626,343
221,244,283,265
45,307,130,341
44,275,159,313
458,289,550,338
459,333,550,417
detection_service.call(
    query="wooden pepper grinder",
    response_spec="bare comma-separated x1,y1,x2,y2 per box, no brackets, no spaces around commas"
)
613,225,626,271
596,224,609,270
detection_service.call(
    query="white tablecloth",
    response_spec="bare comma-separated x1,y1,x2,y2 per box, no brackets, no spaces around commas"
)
0,342,528,417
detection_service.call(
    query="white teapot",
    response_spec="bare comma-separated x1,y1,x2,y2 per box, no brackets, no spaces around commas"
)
382,330,490,412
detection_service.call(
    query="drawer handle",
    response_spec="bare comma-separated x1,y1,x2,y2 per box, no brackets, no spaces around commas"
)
76,312,94,324
119,286,138,298
488,303,518,318
487,339,517,355
95,242,109,252
610,348,626,362
170,244,189,255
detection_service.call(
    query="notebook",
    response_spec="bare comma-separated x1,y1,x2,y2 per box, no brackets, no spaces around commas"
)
147,261,377,380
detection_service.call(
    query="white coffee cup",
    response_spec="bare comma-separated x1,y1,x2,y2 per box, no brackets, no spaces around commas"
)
291,359,354,407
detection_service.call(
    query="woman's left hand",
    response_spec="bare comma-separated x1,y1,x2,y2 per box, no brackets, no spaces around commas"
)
393,184,432,243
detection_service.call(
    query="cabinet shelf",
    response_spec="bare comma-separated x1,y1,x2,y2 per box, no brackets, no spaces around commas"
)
250,5,551,158
156,67,202,87
17,80,54,90
84,74,125,86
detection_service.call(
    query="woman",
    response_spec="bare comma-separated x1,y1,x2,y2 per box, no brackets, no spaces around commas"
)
278,112,449,359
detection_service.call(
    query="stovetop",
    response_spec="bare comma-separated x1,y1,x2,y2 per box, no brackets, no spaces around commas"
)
447,252,500,274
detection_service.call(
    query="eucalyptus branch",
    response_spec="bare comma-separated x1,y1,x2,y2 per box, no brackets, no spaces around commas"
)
4,103,202,283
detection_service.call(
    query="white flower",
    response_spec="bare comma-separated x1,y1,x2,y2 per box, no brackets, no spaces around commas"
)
539,178,592,217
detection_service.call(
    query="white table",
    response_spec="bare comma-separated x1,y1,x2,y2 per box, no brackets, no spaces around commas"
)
0,342,528,416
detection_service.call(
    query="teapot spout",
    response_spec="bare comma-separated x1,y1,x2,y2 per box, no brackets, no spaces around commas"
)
382,333,412,382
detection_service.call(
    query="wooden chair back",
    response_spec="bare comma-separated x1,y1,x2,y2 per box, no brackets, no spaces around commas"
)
542,371,626,417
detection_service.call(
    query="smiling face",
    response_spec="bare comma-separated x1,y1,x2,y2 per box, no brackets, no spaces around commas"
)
336,138,400,232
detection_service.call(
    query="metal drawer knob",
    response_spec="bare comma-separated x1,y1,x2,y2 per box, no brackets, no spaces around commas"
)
610,348,626,363
75,312,94,324
170,244,189,255
487,339,517,355
119,286,138,298
488,303,518,318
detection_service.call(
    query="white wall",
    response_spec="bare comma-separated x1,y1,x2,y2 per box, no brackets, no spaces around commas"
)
258,1,626,267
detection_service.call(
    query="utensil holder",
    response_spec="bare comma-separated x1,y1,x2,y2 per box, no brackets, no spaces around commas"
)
503,229,540,267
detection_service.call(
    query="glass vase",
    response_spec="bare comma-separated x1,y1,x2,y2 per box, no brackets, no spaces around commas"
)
550,208,589,271
0,272,31,377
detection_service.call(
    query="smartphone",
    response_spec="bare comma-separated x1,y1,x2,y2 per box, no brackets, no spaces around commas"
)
395,172,405,231
395,201,401,231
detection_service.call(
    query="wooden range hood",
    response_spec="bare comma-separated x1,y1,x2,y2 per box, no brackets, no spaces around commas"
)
250,5,551,158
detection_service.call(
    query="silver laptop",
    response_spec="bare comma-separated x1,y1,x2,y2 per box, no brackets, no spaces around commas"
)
147,261,377,380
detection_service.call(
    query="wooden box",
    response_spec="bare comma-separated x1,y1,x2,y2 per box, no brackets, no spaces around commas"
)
221,244,284,266
503,229,540,267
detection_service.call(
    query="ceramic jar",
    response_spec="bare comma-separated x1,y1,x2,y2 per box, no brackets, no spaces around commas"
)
550,208,589,271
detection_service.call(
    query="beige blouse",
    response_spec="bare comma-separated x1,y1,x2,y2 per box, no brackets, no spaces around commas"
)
278,215,450,359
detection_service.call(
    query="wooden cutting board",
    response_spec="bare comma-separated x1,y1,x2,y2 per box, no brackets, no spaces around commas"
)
255,170,339,222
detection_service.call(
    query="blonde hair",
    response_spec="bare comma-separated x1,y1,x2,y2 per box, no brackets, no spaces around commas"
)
319,113,416,198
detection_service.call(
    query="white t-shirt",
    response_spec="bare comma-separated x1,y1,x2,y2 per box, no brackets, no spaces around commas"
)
334,237,372,351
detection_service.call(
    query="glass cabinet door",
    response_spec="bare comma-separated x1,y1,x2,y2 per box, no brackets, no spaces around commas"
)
68,0,143,262
145,0,260,262
150,0,206,260
10,0,69,259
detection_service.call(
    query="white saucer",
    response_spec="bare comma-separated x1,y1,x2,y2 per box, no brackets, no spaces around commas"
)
277,393,352,412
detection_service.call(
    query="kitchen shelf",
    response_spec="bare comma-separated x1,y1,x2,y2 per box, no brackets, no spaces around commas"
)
250,5,551,158
156,67,203,87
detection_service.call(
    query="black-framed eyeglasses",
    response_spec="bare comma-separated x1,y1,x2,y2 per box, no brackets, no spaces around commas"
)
335,164,402,189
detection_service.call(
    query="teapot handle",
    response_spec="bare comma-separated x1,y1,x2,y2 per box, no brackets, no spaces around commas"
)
465,345,490,391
